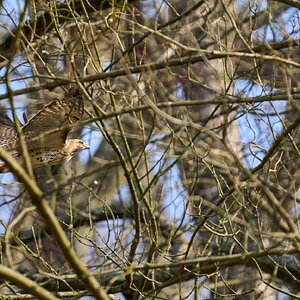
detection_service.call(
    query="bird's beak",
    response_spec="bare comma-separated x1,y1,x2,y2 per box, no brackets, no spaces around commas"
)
83,142,90,150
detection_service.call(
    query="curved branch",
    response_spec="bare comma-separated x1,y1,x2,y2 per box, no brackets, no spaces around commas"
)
273,0,300,9
8,247,299,296
0,264,58,300
0,147,110,300
0,0,138,64
0,39,299,101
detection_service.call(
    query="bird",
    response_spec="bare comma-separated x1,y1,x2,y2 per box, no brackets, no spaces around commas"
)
0,87,89,173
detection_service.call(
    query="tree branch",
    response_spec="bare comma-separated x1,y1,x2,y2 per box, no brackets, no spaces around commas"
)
0,39,299,101
0,0,138,64
0,264,59,300
0,147,110,300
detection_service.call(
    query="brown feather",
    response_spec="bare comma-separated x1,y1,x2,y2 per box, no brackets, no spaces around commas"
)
0,122,17,151
22,94,84,149
0,88,85,172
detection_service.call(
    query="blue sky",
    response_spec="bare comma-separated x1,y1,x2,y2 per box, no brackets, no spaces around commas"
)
0,0,294,226
0,1,298,298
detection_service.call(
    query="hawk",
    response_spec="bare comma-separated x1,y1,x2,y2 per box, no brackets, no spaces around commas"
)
0,87,89,173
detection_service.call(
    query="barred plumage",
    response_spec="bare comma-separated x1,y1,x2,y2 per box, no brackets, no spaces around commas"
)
0,87,89,173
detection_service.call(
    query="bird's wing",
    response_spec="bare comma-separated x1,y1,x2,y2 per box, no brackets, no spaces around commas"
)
0,120,18,152
22,91,84,149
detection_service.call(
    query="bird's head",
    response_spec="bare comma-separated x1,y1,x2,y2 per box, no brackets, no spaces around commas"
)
65,139,90,155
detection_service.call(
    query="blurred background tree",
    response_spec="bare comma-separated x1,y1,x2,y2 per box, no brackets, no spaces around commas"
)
0,0,300,299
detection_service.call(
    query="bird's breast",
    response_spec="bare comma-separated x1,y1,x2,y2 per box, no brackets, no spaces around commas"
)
29,148,71,167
